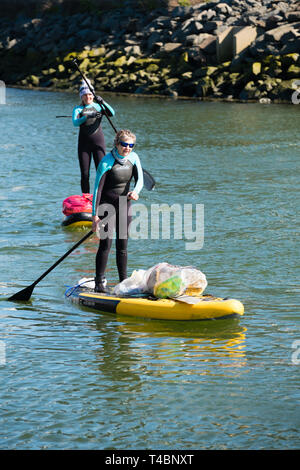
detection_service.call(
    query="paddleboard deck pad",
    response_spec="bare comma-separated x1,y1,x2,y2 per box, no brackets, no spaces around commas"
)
65,279,244,321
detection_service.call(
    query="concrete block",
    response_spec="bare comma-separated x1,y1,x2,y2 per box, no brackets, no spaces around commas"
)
234,26,257,56
217,26,257,63
216,26,239,63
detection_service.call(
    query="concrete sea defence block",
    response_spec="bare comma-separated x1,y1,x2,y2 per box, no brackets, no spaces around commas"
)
217,26,257,63
234,26,257,57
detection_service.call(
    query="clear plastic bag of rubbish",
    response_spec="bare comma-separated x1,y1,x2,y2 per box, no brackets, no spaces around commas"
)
113,263,207,298
146,263,207,298
113,269,148,296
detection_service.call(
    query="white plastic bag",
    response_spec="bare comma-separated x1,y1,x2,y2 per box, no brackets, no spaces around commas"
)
113,263,207,298
113,269,148,295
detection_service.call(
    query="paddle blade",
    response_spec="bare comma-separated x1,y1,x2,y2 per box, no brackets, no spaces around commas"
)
7,230,94,302
8,284,35,302
143,168,156,191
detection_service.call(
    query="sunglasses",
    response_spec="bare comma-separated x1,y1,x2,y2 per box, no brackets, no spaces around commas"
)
119,141,135,148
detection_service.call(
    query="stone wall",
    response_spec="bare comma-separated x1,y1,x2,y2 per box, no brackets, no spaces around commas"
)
0,0,299,103
0,0,191,16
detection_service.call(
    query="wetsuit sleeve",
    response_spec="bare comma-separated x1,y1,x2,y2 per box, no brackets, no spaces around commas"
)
102,101,115,117
92,170,107,216
93,162,105,216
132,153,144,195
92,153,115,215
72,106,86,127
94,101,115,117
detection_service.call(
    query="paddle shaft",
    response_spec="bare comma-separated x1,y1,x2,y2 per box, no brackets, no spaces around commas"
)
71,58,155,190
8,230,93,301
32,229,93,286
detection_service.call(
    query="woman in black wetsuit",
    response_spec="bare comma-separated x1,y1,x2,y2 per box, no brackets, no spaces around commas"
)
91,129,144,292
72,79,115,194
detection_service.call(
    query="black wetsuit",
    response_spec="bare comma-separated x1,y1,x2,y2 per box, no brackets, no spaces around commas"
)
95,159,140,282
78,118,105,193
72,101,115,193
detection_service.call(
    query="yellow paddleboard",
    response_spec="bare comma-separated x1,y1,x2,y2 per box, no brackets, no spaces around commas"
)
67,287,244,321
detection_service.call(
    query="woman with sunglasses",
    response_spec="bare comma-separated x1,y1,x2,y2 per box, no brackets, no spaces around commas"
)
91,129,143,292
72,78,115,194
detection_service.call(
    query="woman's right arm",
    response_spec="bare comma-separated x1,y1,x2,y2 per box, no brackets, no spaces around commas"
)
72,106,86,127
92,153,114,231
92,168,108,232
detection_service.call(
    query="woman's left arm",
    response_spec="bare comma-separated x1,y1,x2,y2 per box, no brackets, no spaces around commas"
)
95,100,115,117
131,153,144,196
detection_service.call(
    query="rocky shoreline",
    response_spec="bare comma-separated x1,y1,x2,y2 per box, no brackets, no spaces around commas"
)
1,0,300,103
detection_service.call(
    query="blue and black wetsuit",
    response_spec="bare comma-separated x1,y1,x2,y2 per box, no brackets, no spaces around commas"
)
92,149,143,282
72,100,115,193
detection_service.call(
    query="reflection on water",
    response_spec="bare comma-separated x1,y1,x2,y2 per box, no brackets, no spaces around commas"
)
90,314,248,384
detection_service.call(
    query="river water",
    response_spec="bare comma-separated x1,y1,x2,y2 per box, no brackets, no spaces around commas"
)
0,87,299,450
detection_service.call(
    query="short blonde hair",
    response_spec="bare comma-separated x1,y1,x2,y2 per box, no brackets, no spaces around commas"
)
114,129,136,146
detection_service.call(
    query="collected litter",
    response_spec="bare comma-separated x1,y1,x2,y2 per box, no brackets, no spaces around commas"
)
113,262,207,300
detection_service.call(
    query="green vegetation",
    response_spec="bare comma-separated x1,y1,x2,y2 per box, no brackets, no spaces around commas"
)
178,0,191,6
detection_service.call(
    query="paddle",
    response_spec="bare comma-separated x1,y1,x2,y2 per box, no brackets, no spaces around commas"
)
8,230,93,302
71,58,156,191
72,57,118,132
